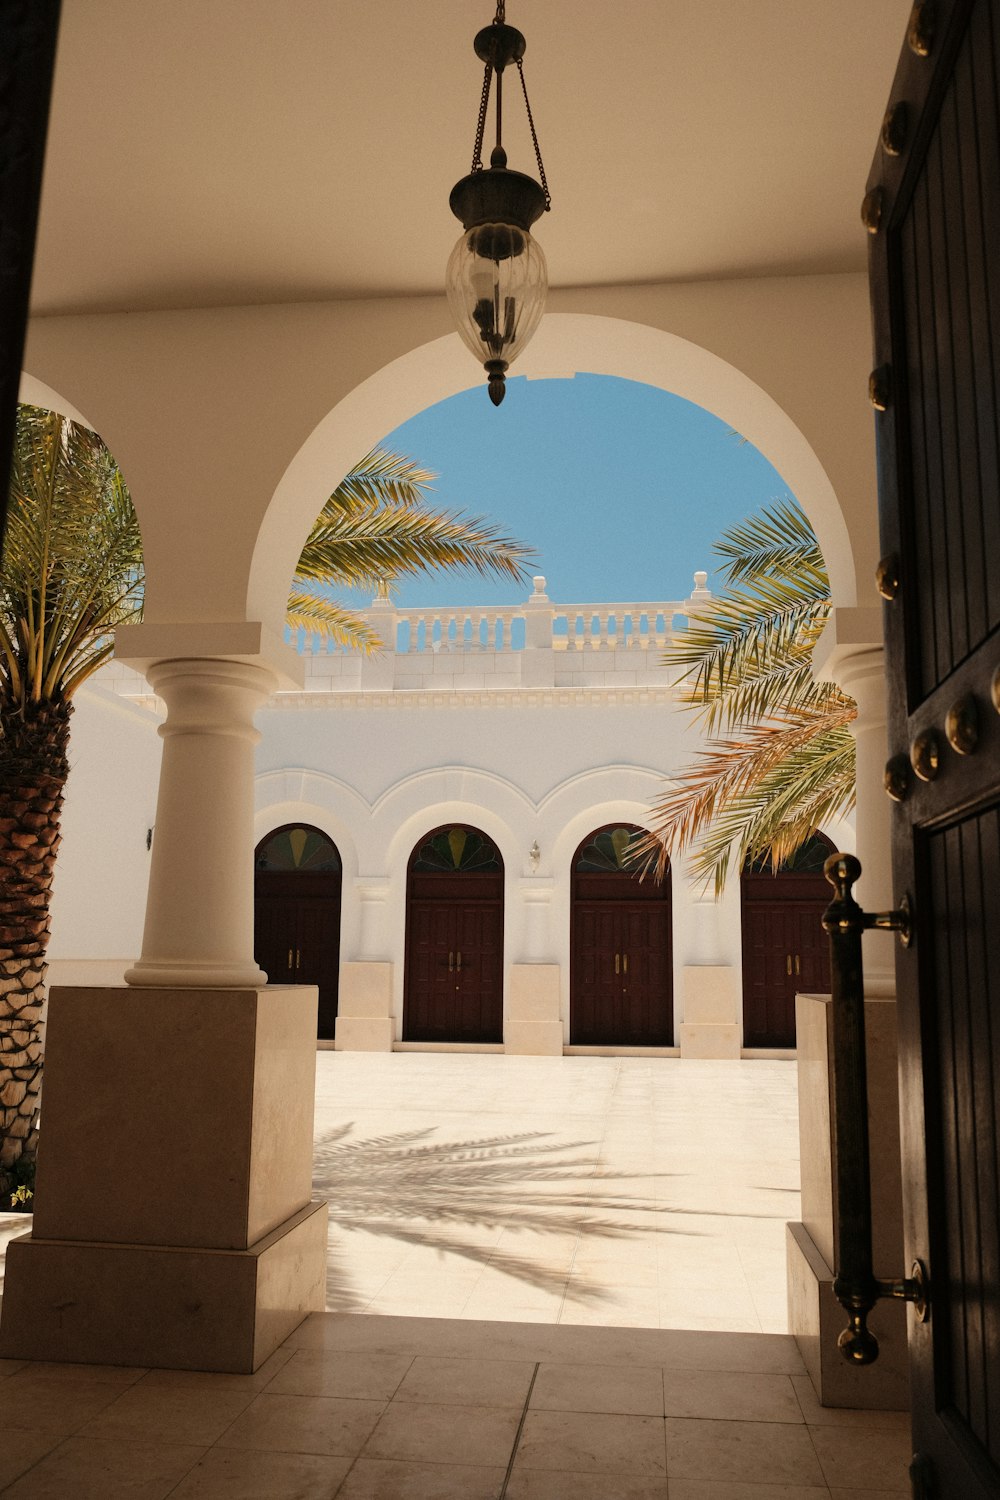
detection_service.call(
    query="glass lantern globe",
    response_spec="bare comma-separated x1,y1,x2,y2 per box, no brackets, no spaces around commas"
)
445,220,548,405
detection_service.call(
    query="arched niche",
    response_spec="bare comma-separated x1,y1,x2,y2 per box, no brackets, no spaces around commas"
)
250,313,857,640
570,823,672,1047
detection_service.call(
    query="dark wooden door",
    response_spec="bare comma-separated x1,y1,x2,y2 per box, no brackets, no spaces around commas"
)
253,825,342,1041
404,826,504,1043
570,826,672,1046
868,3,1000,1491
741,876,832,1047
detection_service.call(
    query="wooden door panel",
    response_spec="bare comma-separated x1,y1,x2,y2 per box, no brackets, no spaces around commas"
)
621,904,672,1046
295,895,341,1040
571,902,671,1046
869,2,1000,1489
570,904,622,1044
454,900,503,1043
404,901,456,1041
253,895,297,985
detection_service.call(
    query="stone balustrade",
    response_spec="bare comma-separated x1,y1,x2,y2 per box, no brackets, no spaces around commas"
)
98,572,712,703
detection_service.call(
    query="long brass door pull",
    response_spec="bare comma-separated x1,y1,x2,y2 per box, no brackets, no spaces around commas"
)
823,853,928,1365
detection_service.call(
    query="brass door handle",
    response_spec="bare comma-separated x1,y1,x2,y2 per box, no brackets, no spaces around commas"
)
456,951,462,971
786,954,792,976
448,951,454,972
615,953,620,975
623,953,628,975
795,954,800,976
288,948,293,969
296,948,301,972
822,852,926,1364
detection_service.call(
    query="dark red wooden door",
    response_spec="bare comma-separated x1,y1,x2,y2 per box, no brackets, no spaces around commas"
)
741,839,834,1048
868,3,1000,1491
253,825,342,1041
570,826,672,1046
403,826,504,1043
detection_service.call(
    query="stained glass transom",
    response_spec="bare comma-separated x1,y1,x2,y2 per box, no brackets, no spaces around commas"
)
411,826,501,873
256,826,341,872
743,832,834,876
575,826,648,874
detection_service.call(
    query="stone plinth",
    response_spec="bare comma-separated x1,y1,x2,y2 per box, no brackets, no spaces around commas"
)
679,966,740,1058
0,985,328,1373
788,992,909,1410
505,964,562,1055
335,962,393,1051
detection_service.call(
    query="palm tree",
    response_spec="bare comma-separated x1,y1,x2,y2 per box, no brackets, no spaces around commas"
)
288,446,532,649
0,406,144,1189
643,499,856,896
0,413,533,1186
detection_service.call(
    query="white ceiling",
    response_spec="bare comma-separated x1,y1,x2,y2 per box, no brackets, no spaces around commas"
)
31,0,913,317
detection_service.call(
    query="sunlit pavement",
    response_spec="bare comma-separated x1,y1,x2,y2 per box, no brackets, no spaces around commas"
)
313,1051,800,1333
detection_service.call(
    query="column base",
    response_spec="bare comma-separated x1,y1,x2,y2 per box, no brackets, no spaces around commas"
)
786,1221,910,1411
0,1200,328,1373
124,958,267,988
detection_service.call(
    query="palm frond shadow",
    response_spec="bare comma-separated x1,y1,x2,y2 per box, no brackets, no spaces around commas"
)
313,1124,700,1312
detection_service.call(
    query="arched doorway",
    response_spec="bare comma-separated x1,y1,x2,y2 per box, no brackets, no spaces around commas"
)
254,824,342,1039
570,825,672,1046
740,831,835,1048
404,825,504,1043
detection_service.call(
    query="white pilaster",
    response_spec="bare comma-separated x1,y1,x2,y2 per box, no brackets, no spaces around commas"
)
125,658,277,988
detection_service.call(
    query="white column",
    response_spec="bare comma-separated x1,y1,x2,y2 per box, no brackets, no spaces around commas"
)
814,614,894,996
125,657,277,988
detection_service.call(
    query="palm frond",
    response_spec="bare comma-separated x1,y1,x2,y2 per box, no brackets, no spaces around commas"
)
285,590,384,653
324,447,438,511
714,499,827,591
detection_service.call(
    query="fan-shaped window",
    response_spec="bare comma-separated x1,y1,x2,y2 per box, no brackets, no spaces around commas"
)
575,825,650,874
256,825,341,872
411,825,501,874
742,831,835,877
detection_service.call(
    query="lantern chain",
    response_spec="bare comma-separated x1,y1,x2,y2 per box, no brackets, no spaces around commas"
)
516,59,551,209
471,59,493,173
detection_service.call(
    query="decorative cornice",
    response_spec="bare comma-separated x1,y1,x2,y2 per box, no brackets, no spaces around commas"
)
265,686,677,711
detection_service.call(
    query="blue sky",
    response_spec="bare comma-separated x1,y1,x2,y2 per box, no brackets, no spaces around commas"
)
370,373,795,609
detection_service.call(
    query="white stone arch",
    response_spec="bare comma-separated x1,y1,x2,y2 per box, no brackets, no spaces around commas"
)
250,312,857,640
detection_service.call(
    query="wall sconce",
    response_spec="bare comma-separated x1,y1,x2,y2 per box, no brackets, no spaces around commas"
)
446,1,551,406
528,840,541,870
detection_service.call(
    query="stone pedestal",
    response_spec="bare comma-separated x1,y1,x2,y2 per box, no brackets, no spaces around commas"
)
335,962,394,1051
0,985,328,1373
787,991,909,1409
505,964,562,1055
679,965,740,1058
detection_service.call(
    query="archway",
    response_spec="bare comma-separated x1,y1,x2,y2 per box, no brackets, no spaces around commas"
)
404,824,504,1044
740,831,836,1049
570,824,672,1047
254,823,342,1039
250,312,859,641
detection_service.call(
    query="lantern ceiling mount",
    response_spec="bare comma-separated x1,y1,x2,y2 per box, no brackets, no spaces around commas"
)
446,2,551,406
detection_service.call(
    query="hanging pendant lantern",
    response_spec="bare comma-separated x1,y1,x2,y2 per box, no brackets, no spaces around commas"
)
446,3,551,406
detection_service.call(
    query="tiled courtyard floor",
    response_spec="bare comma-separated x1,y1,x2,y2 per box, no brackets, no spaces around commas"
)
312,1053,800,1332
0,1055,912,1496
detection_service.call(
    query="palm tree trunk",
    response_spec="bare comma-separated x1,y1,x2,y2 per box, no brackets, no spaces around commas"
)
0,696,71,1179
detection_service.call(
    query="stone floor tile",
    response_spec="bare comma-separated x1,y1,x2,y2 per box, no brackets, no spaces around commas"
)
530,1359,664,1415
0,1429,65,1490
9,1361,148,1385
0,1437,206,1499
216,1392,384,1457
335,1458,506,1498
0,1372,130,1431
665,1417,826,1487
790,1376,911,1431
77,1385,255,1447
169,1446,353,1498
661,1369,803,1423
361,1399,521,1467
808,1425,914,1492
266,1349,413,1400
515,1409,667,1475
667,1483,831,1499
655,1330,807,1374
827,1490,910,1498
393,1354,535,1407
504,1471,671,1498
136,1345,295,1392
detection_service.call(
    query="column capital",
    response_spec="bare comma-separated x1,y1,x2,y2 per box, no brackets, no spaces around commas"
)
115,620,302,690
